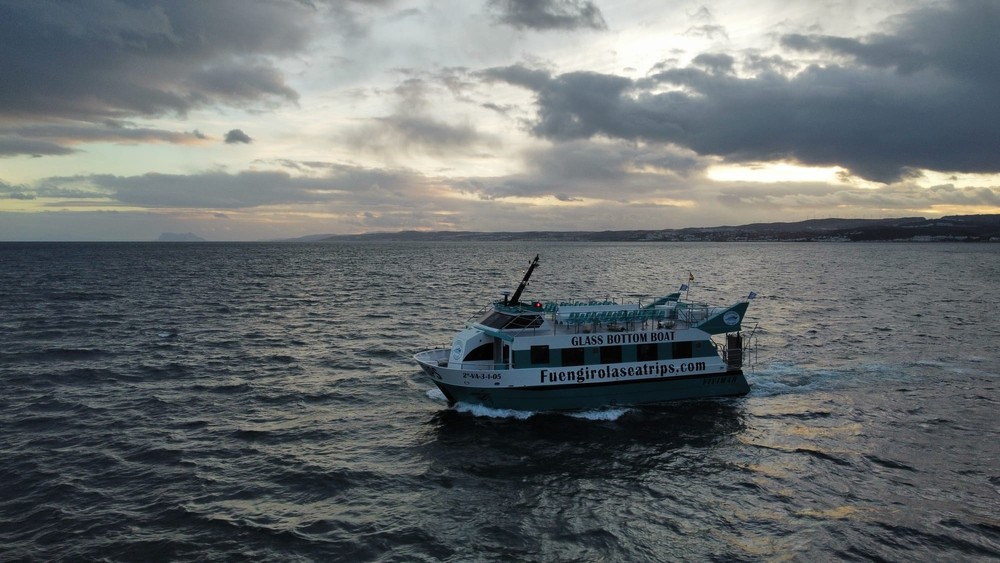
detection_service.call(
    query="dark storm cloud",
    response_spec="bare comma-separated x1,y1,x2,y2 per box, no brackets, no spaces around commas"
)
481,1,1000,183
0,1,307,122
781,0,1000,86
487,0,607,31
224,129,253,144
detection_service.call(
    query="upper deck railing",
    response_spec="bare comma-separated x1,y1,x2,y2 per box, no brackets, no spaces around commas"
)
467,298,722,339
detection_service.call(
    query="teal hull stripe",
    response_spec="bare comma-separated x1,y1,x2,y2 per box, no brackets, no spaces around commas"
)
434,370,750,411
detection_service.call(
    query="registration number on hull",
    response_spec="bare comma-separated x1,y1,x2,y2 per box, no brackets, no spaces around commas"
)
702,375,740,385
463,372,502,381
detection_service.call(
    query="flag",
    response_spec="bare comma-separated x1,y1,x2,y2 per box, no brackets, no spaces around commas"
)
680,284,689,291
747,291,758,299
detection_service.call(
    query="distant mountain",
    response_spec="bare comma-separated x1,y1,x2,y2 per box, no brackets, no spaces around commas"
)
288,214,1000,243
156,232,206,242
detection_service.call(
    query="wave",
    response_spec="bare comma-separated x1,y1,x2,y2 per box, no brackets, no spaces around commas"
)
746,358,986,397
3,241,998,563
426,389,632,421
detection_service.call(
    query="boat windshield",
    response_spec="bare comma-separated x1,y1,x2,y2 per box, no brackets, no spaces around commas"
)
480,311,544,330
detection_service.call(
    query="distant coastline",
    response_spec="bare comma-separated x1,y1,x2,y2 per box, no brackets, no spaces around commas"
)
156,232,206,242
288,214,1000,243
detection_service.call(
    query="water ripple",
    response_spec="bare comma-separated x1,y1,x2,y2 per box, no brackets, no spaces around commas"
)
1,241,998,561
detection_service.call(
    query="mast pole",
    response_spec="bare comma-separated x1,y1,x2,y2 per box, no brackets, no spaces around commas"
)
508,254,539,306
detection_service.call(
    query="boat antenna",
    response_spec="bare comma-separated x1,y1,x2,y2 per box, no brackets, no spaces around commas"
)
508,254,540,306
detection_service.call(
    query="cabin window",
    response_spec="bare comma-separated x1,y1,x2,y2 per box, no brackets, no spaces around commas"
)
637,343,658,362
600,345,622,364
481,312,513,328
672,341,692,359
561,347,585,366
481,312,543,329
510,315,543,329
530,345,550,365
463,342,493,362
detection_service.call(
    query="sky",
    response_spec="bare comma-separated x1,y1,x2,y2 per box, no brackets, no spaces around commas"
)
1,0,999,241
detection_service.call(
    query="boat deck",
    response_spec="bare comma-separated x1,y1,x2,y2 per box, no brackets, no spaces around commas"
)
473,300,719,340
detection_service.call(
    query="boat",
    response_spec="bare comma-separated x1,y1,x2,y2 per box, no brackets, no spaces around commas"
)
414,255,757,412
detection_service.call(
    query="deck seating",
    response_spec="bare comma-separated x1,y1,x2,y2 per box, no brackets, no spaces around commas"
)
558,306,681,333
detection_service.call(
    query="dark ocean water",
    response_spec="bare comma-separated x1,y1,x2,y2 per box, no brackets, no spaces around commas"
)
1,241,998,562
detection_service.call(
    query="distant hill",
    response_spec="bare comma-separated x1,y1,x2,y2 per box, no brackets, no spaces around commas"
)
156,232,206,242
289,214,1000,243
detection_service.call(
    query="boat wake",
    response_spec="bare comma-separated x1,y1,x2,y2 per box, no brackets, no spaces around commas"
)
566,407,632,421
426,389,631,421
453,402,535,420
748,358,963,397
425,388,448,403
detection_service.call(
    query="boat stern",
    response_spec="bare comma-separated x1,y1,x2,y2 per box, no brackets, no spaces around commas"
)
695,301,750,334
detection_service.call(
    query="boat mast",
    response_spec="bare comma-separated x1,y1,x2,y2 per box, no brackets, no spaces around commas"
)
508,254,539,306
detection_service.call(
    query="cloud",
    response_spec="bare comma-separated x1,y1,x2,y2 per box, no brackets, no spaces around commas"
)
1,179,34,199
346,115,490,155
224,129,253,144
29,164,423,210
0,1,309,122
481,1,1000,183
691,53,736,75
188,64,299,106
713,181,1000,213
454,139,707,201
4,122,206,153
98,170,336,209
4,0,998,242
0,137,78,158
684,24,729,41
0,122,207,157
781,0,1000,87
342,73,497,156
487,0,607,31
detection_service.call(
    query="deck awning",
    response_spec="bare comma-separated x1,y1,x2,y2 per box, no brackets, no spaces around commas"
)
470,323,515,342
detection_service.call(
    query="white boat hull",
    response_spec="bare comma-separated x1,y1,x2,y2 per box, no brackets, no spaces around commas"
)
414,348,750,411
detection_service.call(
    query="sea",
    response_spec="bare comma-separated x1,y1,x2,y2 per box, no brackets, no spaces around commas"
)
1,241,998,562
